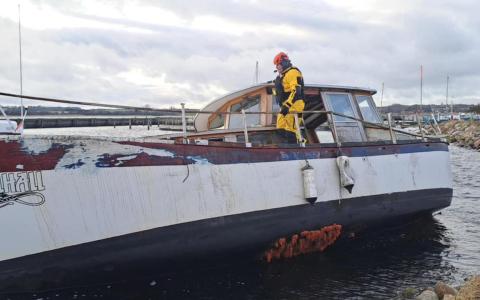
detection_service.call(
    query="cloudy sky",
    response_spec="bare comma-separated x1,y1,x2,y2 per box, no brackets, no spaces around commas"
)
0,0,479,109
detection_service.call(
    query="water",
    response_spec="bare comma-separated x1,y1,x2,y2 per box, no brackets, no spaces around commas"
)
3,145,479,300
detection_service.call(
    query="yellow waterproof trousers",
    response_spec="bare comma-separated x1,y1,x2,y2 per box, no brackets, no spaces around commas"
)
276,99,305,140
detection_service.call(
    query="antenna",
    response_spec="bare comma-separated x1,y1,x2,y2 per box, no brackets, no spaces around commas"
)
18,4,24,118
445,75,449,108
255,61,259,84
420,65,423,113
451,98,454,119
380,82,384,109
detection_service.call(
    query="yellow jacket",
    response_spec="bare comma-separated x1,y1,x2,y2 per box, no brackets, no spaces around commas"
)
281,67,304,107
275,67,306,138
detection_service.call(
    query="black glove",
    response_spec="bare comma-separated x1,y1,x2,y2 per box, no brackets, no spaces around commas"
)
280,105,289,116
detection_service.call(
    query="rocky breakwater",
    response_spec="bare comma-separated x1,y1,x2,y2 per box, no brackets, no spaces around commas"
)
400,276,480,300
429,121,480,150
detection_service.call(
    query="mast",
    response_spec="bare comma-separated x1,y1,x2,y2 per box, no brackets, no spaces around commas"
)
451,98,454,119
255,61,259,84
18,4,24,118
380,82,384,111
445,75,449,109
420,65,423,114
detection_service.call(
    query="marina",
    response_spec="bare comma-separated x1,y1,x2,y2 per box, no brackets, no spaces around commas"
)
4,115,195,130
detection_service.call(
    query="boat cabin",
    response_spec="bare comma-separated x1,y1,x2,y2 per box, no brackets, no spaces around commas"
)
181,83,416,146
0,120,19,135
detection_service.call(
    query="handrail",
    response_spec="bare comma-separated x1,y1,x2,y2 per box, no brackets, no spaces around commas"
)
0,91,430,140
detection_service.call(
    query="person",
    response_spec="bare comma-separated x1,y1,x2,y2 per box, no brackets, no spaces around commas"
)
272,52,305,143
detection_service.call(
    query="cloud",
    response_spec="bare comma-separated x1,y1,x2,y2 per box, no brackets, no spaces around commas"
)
0,0,479,110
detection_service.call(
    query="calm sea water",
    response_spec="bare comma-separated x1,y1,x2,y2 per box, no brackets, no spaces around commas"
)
3,140,479,300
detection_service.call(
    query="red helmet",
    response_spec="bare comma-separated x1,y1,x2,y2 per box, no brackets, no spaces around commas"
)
273,52,289,65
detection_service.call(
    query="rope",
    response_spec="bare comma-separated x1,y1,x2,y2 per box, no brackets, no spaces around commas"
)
0,191,45,208
0,91,185,113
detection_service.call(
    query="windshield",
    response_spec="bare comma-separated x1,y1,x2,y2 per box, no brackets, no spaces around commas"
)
356,95,381,123
229,96,261,129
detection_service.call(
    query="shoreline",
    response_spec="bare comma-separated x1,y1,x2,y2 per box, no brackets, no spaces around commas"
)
400,275,480,299
428,120,480,151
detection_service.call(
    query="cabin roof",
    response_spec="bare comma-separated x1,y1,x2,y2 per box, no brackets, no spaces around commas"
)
194,83,377,132
193,84,270,132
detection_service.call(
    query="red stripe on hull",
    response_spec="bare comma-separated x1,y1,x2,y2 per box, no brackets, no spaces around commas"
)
0,141,68,172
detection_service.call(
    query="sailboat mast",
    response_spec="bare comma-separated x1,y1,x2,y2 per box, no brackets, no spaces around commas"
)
18,4,24,118
380,82,384,109
445,75,449,107
255,61,259,84
420,65,423,113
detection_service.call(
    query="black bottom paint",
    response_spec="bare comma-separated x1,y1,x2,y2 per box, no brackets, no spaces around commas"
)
0,188,452,291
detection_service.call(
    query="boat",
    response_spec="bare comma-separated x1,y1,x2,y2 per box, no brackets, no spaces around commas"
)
0,83,452,289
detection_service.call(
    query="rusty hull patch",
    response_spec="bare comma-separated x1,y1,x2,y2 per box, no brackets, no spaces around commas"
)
264,224,342,263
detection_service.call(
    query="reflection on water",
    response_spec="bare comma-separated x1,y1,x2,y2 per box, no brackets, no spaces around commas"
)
3,146,479,300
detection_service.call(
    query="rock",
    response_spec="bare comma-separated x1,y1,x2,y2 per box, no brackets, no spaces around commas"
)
474,139,480,149
434,281,457,299
456,275,480,300
401,287,417,299
467,138,476,147
451,130,461,136
442,121,480,150
466,125,477,133
416,290,439,300
442,295,455,300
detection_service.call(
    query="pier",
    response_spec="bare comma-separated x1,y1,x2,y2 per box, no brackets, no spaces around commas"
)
8,115,196,131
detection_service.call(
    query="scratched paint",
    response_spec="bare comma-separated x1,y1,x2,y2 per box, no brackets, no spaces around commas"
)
0,135,449,172
55,139,176,172
264,224,342,262
20,138,57,154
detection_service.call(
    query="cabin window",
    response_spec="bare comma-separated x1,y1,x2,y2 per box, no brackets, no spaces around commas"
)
209,114,225,129
315,126,335,143
326,93,356,122
356,95,381,123
323,92,366,142
228,96,261,129
271,97,280,125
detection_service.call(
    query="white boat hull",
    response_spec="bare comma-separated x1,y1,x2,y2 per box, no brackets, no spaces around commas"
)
0,136,452,287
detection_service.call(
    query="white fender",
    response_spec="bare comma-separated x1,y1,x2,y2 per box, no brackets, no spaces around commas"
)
302,161,317,204
336,156,355,193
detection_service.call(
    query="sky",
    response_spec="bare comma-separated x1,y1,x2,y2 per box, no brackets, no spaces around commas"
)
0,0,479,109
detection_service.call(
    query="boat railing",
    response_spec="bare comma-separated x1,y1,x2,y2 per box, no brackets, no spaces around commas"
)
192,109,430,145
0,91,437,146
